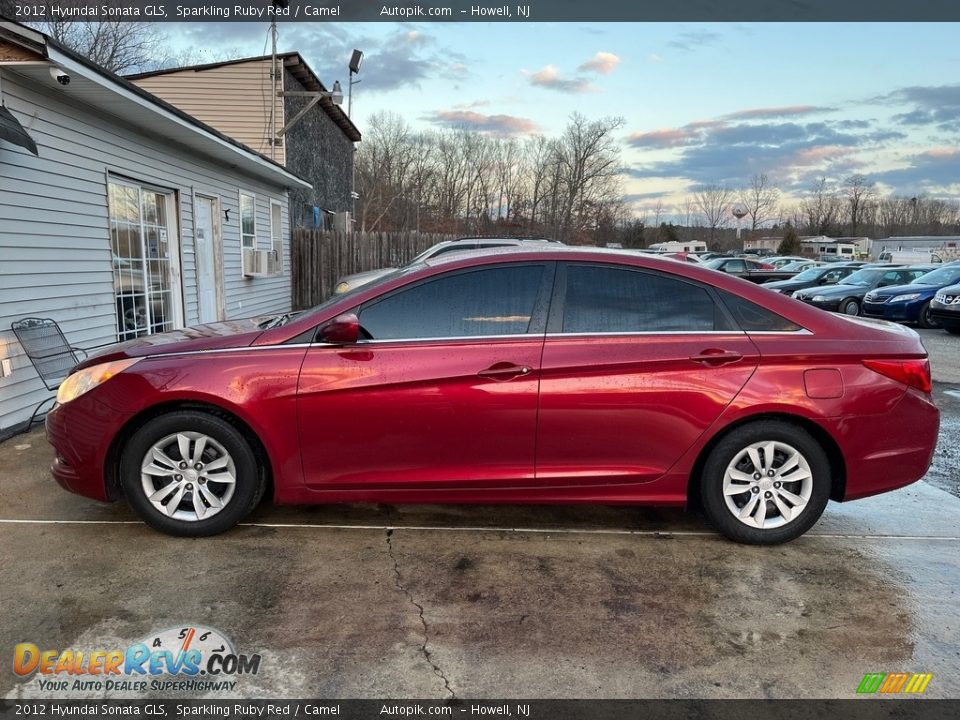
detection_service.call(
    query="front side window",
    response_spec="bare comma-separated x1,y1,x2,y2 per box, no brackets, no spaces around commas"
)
560,265,721,333
358,265,545,340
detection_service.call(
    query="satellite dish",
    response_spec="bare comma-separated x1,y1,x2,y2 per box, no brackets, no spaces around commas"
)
732,204,748,220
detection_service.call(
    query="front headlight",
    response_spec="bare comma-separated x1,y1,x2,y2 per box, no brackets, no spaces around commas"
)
811,295,828,302
334,282,350,294
889,293,921,303
56,359,140,405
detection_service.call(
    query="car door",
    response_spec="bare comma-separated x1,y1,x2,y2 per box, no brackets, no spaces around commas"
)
297,262,554,490
535,262,760,486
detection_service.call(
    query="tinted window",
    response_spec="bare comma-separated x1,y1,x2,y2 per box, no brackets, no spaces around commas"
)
727,259,746,272
358,265,544,340
719,292,802,332
561,265,720,333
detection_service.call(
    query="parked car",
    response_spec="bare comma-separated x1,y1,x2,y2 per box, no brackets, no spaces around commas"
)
930,284,960,334
793,266,931,316
762,263,862,295
778,260,822,272
877,249,945,264
704,257,802,283
48,248,938,545
766,256,809,269
862,265,960,328
332,237,559,295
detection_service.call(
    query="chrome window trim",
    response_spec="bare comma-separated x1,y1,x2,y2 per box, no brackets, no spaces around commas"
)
545,330,746,338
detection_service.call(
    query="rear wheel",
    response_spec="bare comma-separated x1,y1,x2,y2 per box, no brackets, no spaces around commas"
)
918,301,939,329
120,411,265,536
700,421,831,544
841,298,860,316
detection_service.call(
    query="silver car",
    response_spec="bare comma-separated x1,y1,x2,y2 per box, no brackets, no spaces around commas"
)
333,237,561,295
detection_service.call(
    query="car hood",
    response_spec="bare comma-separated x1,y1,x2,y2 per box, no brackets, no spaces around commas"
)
798,283,870,299
77,319,265,370
866,283,940,299
764,278,814,290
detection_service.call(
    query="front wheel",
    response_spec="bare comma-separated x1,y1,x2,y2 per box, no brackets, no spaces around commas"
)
841,299,860,316
120,411,265,536
917,301,939,329
700,421,831,544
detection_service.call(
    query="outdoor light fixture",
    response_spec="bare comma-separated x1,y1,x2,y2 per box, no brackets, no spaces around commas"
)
330,81,344,106
349,50,364,75
348,49,363,117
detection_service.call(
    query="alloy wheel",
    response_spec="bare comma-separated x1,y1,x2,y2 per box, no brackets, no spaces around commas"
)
722,440,814,529
140,432,237,522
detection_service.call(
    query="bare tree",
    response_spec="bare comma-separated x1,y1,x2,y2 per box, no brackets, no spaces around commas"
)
693,184,733,243
843,174,875,236
739,173,780,232
801,177,841,236
553,113,626,241
30,17,163,73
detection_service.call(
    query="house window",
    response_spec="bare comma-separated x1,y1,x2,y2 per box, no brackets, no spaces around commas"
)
240,192,256,249
108,180,179,341
270,200,284,274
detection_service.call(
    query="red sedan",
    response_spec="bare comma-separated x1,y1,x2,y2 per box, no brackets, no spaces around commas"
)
47,249,939,544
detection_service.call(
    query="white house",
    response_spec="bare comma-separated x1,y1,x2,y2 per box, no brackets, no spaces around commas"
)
0,20,312,438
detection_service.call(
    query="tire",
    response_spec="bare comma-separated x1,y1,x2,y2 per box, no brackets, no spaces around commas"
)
917,301,939,329
699,420,832,545
841,298,860,316
120,411,265,537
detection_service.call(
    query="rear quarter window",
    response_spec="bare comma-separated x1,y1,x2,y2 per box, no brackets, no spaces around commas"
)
719,291,803,332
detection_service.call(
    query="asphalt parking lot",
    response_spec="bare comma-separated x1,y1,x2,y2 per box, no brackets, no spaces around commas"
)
1,329,959,700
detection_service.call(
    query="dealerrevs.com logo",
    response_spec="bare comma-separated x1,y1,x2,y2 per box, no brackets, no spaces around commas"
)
857,672,934,695
13,626,261,693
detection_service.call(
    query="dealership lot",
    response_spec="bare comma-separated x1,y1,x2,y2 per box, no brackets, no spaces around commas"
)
1,332,958,700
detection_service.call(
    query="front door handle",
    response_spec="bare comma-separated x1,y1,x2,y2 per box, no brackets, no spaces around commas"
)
478,362,533,381
689,349,743,366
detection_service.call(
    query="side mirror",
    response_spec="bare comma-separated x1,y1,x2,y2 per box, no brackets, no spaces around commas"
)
317,313,360,345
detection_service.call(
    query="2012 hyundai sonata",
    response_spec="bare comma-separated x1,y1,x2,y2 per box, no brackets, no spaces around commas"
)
46,248,939,544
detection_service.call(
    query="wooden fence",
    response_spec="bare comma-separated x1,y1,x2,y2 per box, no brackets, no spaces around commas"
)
291,230,458,309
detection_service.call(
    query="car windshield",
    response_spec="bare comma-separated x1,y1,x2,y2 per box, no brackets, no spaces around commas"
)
705,258,728,269
913,267,960,285
779,261,810,271
791,267,823,282
843,269,884,286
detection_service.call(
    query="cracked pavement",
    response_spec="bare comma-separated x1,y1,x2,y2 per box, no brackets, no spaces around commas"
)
385,528,456,700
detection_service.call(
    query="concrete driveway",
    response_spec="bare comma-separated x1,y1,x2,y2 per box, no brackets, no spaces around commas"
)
2,328,959,700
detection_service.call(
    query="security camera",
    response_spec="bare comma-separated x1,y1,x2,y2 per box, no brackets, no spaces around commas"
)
49,66,70,86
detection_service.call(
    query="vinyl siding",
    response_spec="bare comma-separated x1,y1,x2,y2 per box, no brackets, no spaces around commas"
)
0,68,293,436
131,61,285,164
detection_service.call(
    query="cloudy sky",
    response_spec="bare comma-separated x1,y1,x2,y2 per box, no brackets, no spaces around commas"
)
165,21,960,217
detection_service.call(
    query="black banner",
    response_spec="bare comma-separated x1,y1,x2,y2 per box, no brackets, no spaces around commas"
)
2,0,960,22
2,700,960,720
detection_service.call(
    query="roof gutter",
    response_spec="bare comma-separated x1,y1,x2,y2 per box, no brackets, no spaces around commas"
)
43,43,312,191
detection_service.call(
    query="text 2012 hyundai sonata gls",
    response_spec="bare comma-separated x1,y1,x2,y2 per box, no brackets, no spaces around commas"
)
47,248,940,544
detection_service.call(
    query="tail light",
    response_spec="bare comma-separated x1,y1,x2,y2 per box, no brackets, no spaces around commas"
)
862,358,932,394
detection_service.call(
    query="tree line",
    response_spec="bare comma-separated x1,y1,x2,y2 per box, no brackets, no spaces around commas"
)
355,111,628,243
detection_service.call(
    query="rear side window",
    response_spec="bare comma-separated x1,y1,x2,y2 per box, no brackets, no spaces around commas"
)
719,292,802,332
561,265,722,333
359,265,544,340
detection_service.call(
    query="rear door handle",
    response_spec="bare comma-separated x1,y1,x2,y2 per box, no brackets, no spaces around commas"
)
478,362,532,380
689,349,743,366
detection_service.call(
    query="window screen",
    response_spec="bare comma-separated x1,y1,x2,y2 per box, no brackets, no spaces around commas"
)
561,265,720,333
359,265,544,340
